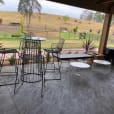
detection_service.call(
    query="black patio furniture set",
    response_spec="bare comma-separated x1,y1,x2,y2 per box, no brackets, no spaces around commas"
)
0,34,112,97
0,35,66,96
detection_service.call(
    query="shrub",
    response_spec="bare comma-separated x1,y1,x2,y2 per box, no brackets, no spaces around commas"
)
73,26,78,33
8,55,16,65
11,31,23,37
89,29,92,33
79,32,86,39
63,15,70,23
46,53,51,62
0,18,2,24
82,38,95,53
20,18,24,33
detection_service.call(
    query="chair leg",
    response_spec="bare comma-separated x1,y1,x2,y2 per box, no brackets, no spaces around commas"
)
45,52,56,71
44,52,62,80
57,56,62,80
41,72,44,97
14,76,19,94
0,53,5,72
14,66,20,94
52,53,56,71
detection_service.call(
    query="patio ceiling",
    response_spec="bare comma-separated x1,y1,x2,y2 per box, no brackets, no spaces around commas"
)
48,0,114,13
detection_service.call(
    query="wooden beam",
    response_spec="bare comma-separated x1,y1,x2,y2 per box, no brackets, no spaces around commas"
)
98,13,112,54
96,0,114,4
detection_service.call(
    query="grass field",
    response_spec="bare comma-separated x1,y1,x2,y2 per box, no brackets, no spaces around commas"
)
0,11,114,49
0,31,100,49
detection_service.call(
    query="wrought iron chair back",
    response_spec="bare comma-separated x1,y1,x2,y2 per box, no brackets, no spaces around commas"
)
51,38,65,53
44,38,65,80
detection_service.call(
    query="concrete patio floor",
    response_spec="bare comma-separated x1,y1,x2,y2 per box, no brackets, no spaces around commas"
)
0,63,114,114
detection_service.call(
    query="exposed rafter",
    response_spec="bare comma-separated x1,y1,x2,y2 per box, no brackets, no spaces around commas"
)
49,0,114,13
96,0,114,4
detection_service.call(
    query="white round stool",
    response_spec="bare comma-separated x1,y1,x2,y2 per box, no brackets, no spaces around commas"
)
93,59,111,73
70,62,90,76
93,60,111,65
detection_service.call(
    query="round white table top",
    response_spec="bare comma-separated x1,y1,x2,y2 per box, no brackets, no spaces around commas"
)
21,36,47,41
93,59,111,65
31,37,47,41
70,62,90,68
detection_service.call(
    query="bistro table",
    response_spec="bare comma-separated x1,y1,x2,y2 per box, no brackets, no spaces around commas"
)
21,36,47,43
30,37,46,41
30,37,46,50
19,36,47,82
18,36,47,96
20,36,47,53
21,36,46,46
22,36,47,41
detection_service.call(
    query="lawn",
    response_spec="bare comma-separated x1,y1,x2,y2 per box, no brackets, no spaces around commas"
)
0,31,100,49
0,11,114,49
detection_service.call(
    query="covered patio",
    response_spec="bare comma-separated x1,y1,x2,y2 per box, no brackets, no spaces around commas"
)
0,0,114,114
0,64,114,114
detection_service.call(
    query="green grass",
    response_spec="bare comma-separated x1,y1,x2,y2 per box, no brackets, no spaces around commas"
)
60,32,79,39
60,32,101,41
0,32,21,48
0,31,113,49
0,32,21,41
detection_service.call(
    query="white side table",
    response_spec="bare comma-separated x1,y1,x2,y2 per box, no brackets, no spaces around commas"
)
93,60,111,65
93,59,111,73
70,62,90,76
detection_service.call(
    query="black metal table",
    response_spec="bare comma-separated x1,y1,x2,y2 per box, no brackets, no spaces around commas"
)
52,53,94,78
54,53,94,60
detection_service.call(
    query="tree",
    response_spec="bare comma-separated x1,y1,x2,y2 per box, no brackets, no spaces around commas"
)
93,12,104,23
73,26,78,38
18,0,41,27
80,10,93,21
80,10,104,23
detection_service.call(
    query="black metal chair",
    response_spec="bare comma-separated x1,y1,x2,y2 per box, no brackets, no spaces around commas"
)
44,38,65,80
0,48,19,94
18,36,45,97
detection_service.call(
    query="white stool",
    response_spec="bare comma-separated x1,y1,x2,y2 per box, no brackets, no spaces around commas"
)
70,62,90,76
93,59,111,73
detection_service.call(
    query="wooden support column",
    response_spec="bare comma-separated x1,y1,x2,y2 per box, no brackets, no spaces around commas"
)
98,13,112,54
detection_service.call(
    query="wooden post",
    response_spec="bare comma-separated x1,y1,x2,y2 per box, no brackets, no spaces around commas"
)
98,13,112,54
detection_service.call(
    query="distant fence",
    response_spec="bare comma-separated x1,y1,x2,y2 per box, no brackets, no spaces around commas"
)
63,43,82,49
0,24,103,41
0,24,47,32
0,24,61,40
